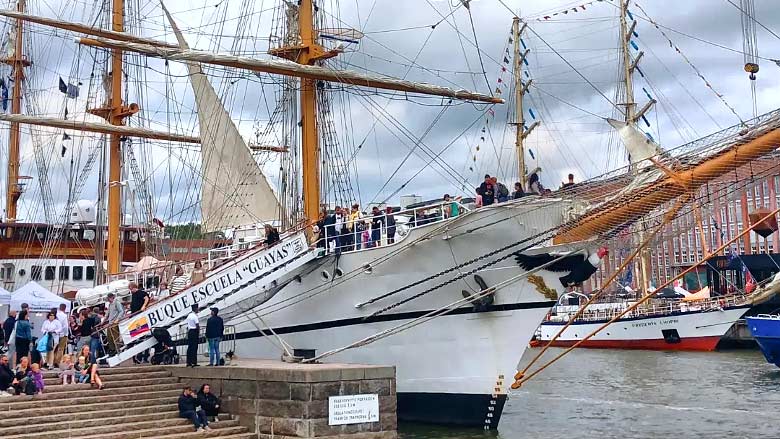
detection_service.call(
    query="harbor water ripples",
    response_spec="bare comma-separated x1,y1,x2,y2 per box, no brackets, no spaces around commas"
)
401,348,780,438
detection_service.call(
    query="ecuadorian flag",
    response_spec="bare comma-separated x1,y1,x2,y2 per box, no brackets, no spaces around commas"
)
128,316,151,338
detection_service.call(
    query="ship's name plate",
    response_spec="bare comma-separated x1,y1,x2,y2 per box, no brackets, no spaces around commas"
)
631,318,679,328
328,394,379,425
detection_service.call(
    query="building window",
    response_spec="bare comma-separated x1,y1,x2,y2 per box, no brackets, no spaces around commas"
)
31,265,42,280
58,266,70,280
86,266,95,281
73,266,84,281
44,266,55,281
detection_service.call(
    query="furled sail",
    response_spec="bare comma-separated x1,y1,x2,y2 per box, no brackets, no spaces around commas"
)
607,119,664,168
163,5,281,231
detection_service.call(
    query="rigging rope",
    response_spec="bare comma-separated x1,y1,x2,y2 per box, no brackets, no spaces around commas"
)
513,206,780,389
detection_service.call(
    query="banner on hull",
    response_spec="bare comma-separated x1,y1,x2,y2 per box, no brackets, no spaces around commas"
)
118,232,308,344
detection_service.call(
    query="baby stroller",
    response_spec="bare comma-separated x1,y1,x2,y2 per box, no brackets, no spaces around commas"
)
150,328,180,365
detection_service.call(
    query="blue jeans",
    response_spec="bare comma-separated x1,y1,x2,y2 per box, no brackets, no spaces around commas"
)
207,337,221,366
181,409,208,429
89,337,101,363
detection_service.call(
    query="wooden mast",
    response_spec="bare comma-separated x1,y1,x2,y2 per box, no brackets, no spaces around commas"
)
619,0,651,292
87,0,139,274
4,0,30,234
512,18,528,188
297,0,320,223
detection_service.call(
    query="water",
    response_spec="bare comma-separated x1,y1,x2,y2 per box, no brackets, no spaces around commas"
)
400,348,780,439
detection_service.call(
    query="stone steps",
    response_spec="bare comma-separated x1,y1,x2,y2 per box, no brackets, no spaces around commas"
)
40,365,167,379
3,394,180,419
0,384,182,409
0,364,253,438
3,419,245,439
42,370,172,386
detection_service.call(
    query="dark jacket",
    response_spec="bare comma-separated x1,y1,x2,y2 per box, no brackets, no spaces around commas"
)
2,317,12,343
205,315,224,339
14,320,31,340
0,363,14,390
264,229,280,246
197,388,221,416
477,182,495,205
80,315,97,338
178,393,199,414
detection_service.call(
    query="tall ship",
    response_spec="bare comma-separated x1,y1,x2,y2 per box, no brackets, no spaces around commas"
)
2,0,780,430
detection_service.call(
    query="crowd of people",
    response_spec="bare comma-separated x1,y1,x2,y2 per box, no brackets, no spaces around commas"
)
0,302,105,396
312,172,578,254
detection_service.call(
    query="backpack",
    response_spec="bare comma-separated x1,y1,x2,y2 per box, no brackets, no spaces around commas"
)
497,183,509,198
23,377,36,395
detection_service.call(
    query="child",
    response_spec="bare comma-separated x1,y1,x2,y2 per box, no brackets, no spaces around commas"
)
28,363,44,394
75,356,89,384
59,354,75,385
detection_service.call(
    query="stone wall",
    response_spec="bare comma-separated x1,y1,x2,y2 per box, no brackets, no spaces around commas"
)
169,360,397,439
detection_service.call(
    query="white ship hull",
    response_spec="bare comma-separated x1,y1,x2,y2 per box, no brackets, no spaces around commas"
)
535,305,750,351
226,199,577,428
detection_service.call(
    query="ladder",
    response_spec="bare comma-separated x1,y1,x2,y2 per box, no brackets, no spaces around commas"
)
104,232,318,366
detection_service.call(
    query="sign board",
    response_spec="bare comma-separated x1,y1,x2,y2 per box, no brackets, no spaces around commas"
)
328,394,379,425
118,233,308,344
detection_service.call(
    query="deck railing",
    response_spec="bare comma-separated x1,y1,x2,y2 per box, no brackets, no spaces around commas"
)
548,293,749,323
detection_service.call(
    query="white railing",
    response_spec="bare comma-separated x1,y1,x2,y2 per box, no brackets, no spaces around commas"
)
548,294,749,323
315,200,470,255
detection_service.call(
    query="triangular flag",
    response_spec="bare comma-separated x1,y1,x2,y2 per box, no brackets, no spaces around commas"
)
503,56,510,63
62,133,71,141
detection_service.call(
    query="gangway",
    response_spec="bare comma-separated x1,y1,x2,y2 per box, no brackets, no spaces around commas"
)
103,232,317,366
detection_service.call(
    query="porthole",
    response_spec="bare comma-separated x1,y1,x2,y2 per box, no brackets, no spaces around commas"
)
320,270,331,282
363,264,372,274
334,267,344,277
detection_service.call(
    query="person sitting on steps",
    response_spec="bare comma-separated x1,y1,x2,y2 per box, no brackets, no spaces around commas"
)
197,383,222,422
179,386,210,432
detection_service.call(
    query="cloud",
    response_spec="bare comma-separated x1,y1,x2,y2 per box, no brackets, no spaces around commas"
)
3,0,779,227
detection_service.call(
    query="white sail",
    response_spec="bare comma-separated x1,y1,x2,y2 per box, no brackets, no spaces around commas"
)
607,118,664,167
163,5,281,231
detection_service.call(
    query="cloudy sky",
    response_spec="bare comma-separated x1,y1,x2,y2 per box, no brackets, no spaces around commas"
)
0,0,779,227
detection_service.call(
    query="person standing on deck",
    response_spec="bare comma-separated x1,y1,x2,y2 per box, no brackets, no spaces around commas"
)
512,182,525,199
527,172,543,195
206,308,224,367
349,204,363,250
370,206,383,247
385,207,396,244
493,177,510,203
186,305,200,368
190,261,206,285
169,267,189,296
477,174,495,206
561,173,575,189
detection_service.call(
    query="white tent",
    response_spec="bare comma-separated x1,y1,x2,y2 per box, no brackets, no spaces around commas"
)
10,281,71,313
0,286,10,305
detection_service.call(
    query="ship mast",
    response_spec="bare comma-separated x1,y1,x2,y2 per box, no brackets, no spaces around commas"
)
88,0,138,274
511,18,536,188
620,0,652,293
269,0,335,223
4,0,30,235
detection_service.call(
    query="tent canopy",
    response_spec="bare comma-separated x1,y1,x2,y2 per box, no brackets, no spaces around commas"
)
10,281,71,312
0,286,10,305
